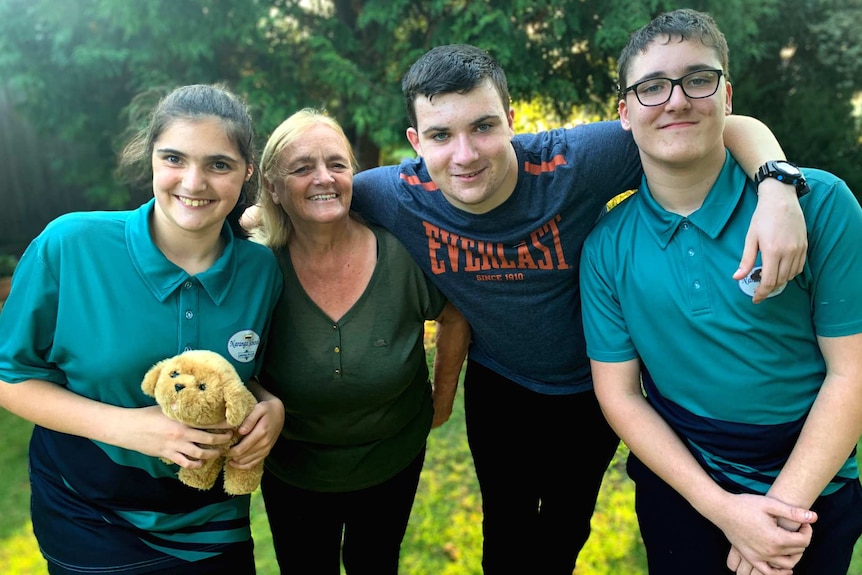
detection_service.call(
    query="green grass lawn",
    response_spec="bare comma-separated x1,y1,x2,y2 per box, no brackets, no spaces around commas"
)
2,385,861,574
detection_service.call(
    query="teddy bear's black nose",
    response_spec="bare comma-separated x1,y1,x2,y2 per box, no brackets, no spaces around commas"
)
175,384,185,392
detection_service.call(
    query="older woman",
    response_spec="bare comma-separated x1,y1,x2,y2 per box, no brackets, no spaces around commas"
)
253,108,470,574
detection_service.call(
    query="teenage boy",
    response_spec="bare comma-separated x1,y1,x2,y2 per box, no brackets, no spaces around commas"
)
580,9,862,575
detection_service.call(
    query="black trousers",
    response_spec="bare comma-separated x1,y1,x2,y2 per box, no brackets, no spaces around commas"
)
260,446,425,575
629,454,862,575
464,359,620,575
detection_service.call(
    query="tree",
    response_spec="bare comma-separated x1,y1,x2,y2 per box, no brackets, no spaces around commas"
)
254,0,785,164
0,0,267,207
0,0,859,214
729,0,862,198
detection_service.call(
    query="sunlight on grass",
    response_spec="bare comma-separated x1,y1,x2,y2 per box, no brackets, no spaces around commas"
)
400,397,483,574
0,522,46,575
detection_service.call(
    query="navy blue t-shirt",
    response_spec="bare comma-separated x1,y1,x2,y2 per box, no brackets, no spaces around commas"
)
352,121,641,394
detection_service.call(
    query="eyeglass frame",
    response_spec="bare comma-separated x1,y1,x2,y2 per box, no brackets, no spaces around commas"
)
620,69,725,107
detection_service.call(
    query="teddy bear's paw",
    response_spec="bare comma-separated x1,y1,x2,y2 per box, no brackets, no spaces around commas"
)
178,473,217,491
223,464,264,495
178,473,216,491
178,463,222,491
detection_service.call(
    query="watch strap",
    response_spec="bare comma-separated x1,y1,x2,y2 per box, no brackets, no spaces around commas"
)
755,161,810,198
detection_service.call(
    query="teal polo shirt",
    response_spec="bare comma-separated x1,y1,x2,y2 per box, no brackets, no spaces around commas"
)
580,152,862,494
0,199,282,572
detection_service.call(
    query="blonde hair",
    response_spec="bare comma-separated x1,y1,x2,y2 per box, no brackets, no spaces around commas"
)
255,108,358,249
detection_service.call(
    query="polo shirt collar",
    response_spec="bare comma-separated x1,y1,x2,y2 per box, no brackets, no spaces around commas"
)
637,151,748,248
126,199,237,304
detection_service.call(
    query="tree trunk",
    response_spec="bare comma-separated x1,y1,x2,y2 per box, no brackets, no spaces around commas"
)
0,276,11,306
352,130,382,171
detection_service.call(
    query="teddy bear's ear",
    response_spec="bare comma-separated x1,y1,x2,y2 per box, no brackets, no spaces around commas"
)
141,360,166,397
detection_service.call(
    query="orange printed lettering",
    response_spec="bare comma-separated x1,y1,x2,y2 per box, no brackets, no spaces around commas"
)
440,229,461,272
530,227,554,269
463,238,480,271
516,243,538,269
496,243,516,269
423,215,569,275
424,222,446,274
546,215,569,269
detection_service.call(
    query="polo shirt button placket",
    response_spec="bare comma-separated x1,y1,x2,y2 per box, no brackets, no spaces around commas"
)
680,218,709,311
179,278,200,353
332,324,343,380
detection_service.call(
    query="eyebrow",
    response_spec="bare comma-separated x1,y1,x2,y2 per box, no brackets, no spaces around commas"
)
285,152,350,166
630,63,718,85
155,147,240,164
420,114,501,136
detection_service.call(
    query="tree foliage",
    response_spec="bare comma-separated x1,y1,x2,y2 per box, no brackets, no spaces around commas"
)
0,0,267,206
730,0,862,192
0,0,859,212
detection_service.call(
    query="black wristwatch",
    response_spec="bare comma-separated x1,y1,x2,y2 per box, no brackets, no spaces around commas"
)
754,160,810,198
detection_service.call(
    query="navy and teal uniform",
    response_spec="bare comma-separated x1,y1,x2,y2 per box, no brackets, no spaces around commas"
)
0,199,282,574
581,151,862,495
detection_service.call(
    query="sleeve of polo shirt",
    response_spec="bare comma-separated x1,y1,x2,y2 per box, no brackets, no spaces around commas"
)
579,229,639,363
803,171,862,337
0,236,66,385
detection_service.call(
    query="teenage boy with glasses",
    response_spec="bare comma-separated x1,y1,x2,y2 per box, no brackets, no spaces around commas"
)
581,9,862,575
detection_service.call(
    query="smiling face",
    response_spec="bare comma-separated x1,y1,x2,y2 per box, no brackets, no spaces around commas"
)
406,79,518,214
151,117,251,242
266,123,353,227
619,37,732,170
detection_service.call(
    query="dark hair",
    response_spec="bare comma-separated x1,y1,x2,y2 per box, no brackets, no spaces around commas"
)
401,44,510,129
617,9,730,96
118,84,258,238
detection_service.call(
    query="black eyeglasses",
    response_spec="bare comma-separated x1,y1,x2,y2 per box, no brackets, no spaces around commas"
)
622,69,724,107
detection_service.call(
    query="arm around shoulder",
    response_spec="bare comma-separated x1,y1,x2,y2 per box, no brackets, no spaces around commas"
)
723,115,807,299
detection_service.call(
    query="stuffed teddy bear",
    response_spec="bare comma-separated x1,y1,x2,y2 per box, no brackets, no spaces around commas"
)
141,349,262,495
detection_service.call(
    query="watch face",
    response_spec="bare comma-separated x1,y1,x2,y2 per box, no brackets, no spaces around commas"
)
775,161,801,176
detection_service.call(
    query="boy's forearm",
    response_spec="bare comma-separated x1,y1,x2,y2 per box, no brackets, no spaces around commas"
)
724,115,785,177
